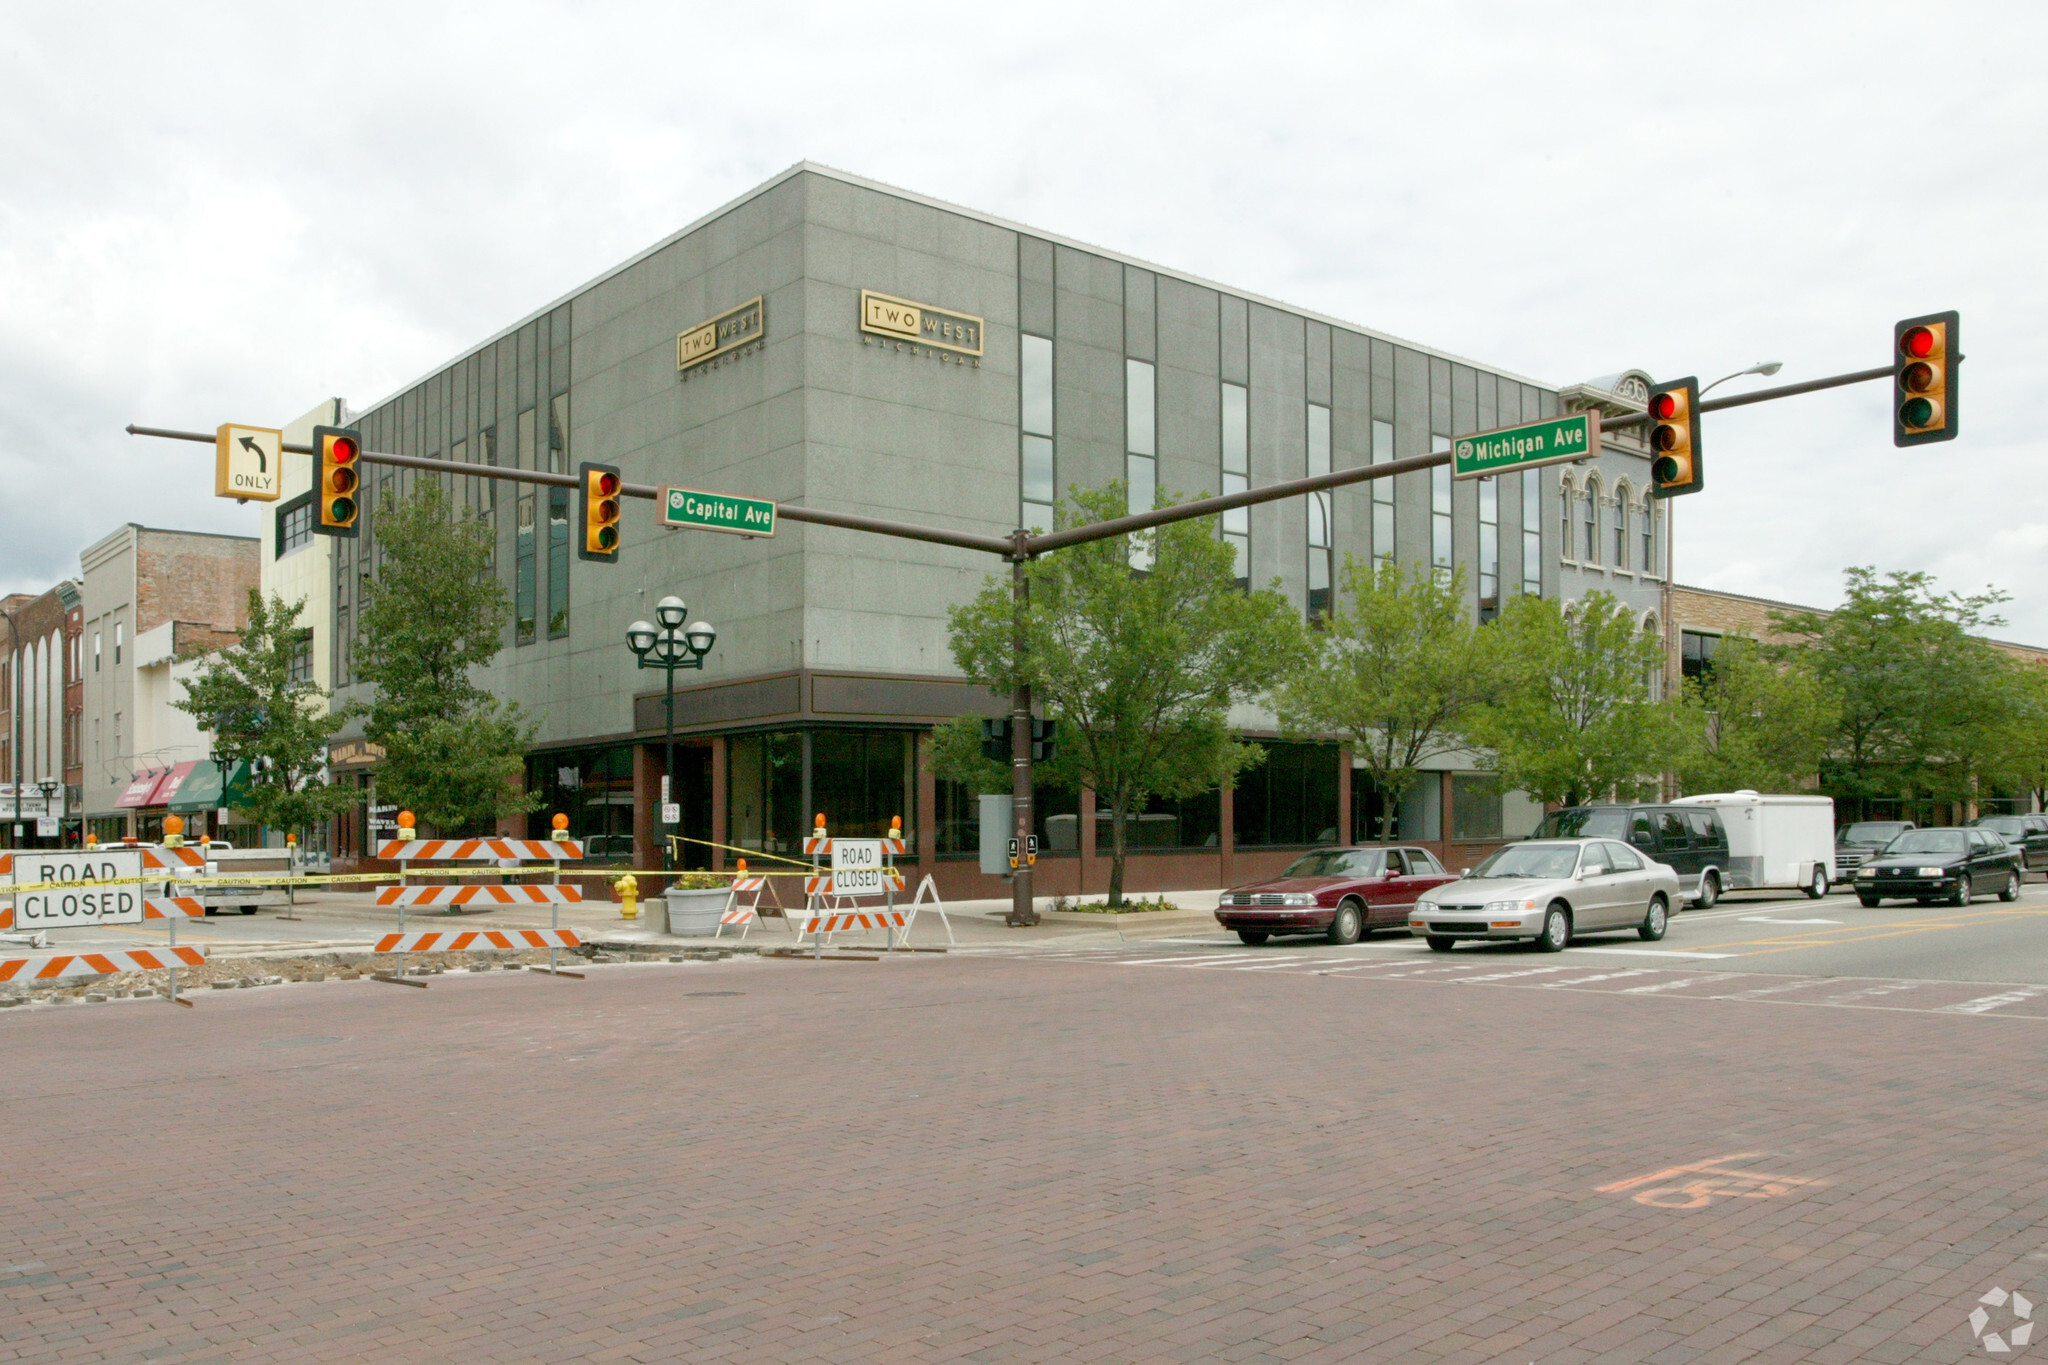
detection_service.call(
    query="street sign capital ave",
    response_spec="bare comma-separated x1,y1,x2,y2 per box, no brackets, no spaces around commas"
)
659,485,777,537
1451,412,1601,480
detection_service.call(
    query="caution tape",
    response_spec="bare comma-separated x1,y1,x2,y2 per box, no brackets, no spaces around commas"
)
0,863,617,896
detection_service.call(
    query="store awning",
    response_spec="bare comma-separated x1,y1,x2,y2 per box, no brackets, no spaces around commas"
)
116,765,187,809
165,760,252,813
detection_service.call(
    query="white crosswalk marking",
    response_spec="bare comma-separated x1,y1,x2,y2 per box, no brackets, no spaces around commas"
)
1940,986,2048,1015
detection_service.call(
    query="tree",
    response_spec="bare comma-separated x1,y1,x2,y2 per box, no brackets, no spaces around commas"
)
1675,636,1839,795
353,478,540,835
1272,558,1500,840
1466,590,1682,808
947,483,1302,906
1770,568,2015,806
172,589,356,835
1989,664,2048,810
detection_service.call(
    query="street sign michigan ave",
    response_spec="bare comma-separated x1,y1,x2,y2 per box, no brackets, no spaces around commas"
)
10,850,144,927
1451,413,1601,480
659,485,777,538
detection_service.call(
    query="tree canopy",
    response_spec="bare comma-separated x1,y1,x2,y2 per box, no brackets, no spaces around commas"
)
353,478,539,835
947,483,1301,905
1674,635,1839,795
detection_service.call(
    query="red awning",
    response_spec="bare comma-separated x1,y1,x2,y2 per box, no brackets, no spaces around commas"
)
116,762,196,809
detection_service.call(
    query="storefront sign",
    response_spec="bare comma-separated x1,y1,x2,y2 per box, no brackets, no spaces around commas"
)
329,740,386,769
677,296,766,374
859,289,984,360
1451,413,1601,481
10,851,144,927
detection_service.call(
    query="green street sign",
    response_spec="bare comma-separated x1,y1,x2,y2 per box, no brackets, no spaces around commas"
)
1451,413,1601,480
659,485,777,538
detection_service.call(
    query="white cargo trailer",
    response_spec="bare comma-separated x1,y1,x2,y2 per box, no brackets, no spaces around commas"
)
1671,792,1837,898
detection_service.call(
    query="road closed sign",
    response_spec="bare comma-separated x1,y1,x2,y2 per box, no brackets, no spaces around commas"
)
10,851,145,927
830,839,885,896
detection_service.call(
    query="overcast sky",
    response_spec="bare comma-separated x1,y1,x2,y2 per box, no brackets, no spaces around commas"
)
5,3,2042,635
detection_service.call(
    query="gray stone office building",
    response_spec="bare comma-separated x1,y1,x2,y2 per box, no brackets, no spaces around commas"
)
326,164,1669,895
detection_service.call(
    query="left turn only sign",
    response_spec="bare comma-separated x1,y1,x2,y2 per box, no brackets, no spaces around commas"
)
215,423,283,502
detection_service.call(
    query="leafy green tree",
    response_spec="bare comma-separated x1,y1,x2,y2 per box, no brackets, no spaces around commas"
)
1988,663,2048,809
1272,558,1500,840
1770,568,2015,805
1465,590,1682,807
1675,636,1839,794
353,478,540,835
947,483,1302,906
172,589,356,835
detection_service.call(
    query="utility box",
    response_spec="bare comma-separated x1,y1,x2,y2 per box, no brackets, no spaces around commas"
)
979,795,1014,877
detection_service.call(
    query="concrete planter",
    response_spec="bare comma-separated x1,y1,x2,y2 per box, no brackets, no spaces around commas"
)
664,887,730,937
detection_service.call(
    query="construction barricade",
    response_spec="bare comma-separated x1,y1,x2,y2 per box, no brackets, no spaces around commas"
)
375,813,585,981
790,815,939,954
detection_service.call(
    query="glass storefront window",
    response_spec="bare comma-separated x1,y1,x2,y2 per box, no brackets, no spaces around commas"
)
810,729,916,841
727,731,803,858
1233,742,1339,848
1094,789,1221,852
526,744,637,863
1451,773,1504,843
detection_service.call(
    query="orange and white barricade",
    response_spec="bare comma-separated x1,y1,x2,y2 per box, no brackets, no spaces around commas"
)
715,865,772,941
372,928,582,953
0,944,206,985
375,813,586,979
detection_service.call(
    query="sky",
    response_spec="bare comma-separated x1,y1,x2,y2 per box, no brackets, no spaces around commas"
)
4,2,2043,635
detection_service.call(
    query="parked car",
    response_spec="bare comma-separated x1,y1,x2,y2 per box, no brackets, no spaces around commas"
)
1412,838,1681,952
1215,845,1458,946
1966,814,2048,871
1534,803,1732,908
1835,820,1915,877
1851,827,2023,907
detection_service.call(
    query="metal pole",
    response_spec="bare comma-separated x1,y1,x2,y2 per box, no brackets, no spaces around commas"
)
2,608,20,847
663,660,676,875
1008,549,1036,927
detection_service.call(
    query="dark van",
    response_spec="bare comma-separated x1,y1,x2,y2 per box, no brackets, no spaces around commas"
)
1533,805,1733,908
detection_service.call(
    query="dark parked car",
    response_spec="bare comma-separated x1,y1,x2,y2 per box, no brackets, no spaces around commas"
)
1852,827,2023,907
1967,814,2048,871
1835,820,1915,877
1533,804,1732,908
1216,846,1459,946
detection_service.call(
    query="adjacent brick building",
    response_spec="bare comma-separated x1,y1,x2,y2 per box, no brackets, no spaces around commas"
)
78,525,259,840
0,581,83,845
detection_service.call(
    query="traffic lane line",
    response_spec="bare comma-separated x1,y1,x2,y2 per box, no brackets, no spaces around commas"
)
1651,906,2048,958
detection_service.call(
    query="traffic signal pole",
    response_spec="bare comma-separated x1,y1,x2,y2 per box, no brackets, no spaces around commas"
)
126,346,1915,925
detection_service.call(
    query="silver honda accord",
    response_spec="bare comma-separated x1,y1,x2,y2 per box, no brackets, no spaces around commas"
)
1410,837,1682,953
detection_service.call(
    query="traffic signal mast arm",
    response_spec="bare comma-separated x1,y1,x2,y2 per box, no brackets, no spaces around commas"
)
127,350,1909,564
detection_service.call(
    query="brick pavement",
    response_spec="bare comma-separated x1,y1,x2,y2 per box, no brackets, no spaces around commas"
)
2,952,2045,1363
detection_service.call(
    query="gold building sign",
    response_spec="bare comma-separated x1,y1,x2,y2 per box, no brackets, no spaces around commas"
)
677,296,766,374
859,289,984,361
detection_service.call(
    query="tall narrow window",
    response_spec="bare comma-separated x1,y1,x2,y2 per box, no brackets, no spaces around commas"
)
1020,335,1054,531
1521,470,1541,596
1430,434,1452,578
114,622,122,665
1221,382,1249,590
1478,475,1499,621
1614,486,1631,570
477,427,498,572
1582,480,1600,565
1643,503,1658,578
93,629,100,672
1371,420,1394,566
515,408,537,644
547,394,570,637
1559,475,1574,560
1307,403,1332,621
1126,359,1156,569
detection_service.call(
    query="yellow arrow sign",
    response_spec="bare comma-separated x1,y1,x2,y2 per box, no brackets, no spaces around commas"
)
215,423,282,502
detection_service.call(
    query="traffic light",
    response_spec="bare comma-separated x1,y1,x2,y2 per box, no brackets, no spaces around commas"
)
1647,377,1703,499
1030,718,1057,762
1894,311,1959,446
578,462,622,562
981,718,1010,764
311,425,360,537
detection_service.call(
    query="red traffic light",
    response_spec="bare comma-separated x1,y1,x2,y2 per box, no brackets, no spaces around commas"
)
579,461,624,563
312,424,363,538
594,471,619,497
331,435,359,464
1650,391,1680,421
1893,312,1958,446
1899,326,1937,360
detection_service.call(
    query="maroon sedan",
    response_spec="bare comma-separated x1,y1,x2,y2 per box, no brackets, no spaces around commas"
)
1216,845,1459,945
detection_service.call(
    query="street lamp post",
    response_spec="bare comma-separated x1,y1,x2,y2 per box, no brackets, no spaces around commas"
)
0,604,20,847
1700,361,1783,397
36,779,57,846
626,596,717,873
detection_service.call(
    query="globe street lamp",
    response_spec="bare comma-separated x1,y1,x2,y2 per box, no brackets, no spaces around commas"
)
626,596,717,870
37,779,58,844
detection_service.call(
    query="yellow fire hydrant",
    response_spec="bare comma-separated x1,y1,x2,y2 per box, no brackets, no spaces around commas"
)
615,872,639,921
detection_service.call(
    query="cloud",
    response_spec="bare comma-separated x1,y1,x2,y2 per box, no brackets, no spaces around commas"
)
5,1,2044,632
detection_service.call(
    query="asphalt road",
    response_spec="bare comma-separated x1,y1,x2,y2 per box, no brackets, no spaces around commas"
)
1168,882,2048,986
